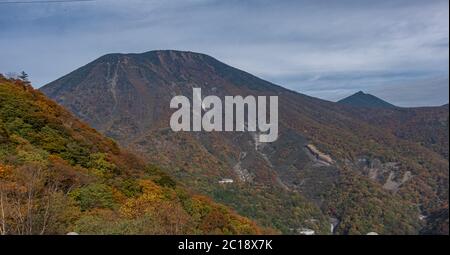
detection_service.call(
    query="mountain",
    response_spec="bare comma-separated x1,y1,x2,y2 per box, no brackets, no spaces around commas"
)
41,50,449,234
0,74,263,235
338,91,397,109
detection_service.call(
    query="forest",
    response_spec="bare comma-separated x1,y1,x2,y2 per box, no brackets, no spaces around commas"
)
0,74,264,235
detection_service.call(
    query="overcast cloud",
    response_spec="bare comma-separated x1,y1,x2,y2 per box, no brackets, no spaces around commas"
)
0,0,448,107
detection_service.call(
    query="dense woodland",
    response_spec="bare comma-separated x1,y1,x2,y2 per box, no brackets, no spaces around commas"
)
0,75,264,235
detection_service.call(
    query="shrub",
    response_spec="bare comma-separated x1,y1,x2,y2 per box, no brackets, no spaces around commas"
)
71,183,116,211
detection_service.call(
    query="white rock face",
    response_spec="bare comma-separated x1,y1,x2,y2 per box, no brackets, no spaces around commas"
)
305,144,334,165
232,159,253,182
218,178,234,184
298,228,315,235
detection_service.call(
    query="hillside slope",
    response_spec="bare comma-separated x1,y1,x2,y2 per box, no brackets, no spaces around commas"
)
0,75,263,235
41,50,449,234
342,105,449,160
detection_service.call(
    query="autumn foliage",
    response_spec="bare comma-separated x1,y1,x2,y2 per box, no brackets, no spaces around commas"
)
0,75,263,235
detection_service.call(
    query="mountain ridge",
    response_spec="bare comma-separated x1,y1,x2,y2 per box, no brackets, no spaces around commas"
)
40,50,449,234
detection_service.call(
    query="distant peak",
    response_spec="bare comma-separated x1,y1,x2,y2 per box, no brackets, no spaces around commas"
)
338,91,397,109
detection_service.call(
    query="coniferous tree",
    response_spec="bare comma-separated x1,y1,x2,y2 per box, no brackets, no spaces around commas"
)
18,71,29,83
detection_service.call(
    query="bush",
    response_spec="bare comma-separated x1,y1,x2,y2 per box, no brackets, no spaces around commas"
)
119,179,142,197
155,175,177,188
71,183,116,211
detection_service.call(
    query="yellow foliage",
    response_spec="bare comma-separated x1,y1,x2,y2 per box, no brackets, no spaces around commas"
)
119,180,165,218
112,187,128,204
0,164,13,178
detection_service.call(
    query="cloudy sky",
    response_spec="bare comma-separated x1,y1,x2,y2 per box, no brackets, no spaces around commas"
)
0,0,448,107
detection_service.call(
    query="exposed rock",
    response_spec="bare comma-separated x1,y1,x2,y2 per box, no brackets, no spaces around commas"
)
383,171,412,192
218,178,234,184
298,228,315,235
305,144,334,165
354,157,412,192
330,217,340,234
232,152,254,182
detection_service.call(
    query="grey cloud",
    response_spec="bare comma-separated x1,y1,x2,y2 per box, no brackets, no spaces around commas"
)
0,0,448,106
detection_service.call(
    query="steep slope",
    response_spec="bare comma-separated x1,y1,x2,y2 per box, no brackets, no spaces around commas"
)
338,91,398,109
41,50,448,234
0,75,263,235
342,105,449,159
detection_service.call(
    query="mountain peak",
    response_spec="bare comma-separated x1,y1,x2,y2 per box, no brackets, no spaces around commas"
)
40,49,283,142
338,91,397,109
96,50,212,62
